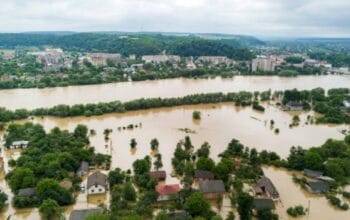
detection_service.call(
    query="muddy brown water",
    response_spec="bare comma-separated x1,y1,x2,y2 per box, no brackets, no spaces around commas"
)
0,75,350,110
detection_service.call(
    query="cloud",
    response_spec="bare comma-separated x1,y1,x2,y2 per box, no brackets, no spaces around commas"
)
0,0,349,37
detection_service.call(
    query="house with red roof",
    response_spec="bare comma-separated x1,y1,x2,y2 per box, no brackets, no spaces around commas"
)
155,184,180,201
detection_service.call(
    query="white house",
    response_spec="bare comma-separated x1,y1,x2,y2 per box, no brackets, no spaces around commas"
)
87,171,108,195
10,140,29,149
142,55,180,64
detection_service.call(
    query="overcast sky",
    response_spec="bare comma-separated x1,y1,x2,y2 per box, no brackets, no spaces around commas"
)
1,0,350,37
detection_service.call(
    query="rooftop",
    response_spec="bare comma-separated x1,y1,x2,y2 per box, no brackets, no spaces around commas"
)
194,170,214,180
304,169,323,178
156,184,180,196
149,171,166,180
307,180,329,193
87,171,107,188
18,187,36,197
253,198,275,210
198,180,225,194
69,208,102,220
254,176,279,199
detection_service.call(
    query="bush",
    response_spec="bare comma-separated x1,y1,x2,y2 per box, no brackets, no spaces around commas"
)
192,111,201,120
286,205,306,217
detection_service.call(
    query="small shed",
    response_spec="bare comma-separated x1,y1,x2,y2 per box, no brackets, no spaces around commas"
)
194,170,214,181
69,208,102,220
306,180,329,194
76,161,89,177
149,171,166,182
303,169,323,178
18,187,36,197
253,198,275,211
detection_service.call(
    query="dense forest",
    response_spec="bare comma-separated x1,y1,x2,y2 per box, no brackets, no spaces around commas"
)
0,33,255,60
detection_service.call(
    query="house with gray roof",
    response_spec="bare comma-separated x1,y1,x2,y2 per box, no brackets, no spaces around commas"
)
69,208,102,220
254,176,279,200
87,171,108,195
306,180,329,194
10,140,29,149
198,180,225,199
253,198,275,211
18,187,36,197
304,169,323,178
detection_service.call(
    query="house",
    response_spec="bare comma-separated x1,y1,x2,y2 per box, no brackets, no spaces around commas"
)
166,211,191,220
304,169,323,178
10,140,29,149
76,161,89,177
149,171,166,182
254,176,279,200
59,179,73,190
253,198,275,211
284,102,304,111
198,180,226,199
155,184,181,201
18,187,37,197
69,208,103,220
306,180,329,194
87,171,108,195
194,170,214,181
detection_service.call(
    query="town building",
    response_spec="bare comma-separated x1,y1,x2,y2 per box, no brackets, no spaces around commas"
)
87,53,122,66
155,184,181,201
87,171,108,195
142,55,180,64
10,140,29,149
252,56,278,72
149,171,166,182
69,208,103,220
283,101,304,111
194,170,215,181
76,161,89,177
198,180,226,199
254,176,279,200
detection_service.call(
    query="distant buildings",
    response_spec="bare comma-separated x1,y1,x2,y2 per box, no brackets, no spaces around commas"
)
251,56,278,72
142,55,180,64
30,48,70,71
87,171,108,195
87,53,122,66
196,56,232,65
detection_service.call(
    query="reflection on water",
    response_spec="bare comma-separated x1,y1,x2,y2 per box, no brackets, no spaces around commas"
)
1,75,350,110
0,103,348,219
263,167,350,220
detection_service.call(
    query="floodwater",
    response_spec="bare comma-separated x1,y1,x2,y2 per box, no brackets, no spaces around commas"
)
0,75,350,110
0,101,349,219
264,167,350,220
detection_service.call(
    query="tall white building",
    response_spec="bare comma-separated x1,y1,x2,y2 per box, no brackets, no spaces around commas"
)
251,56,277,72
196,56,232,65
87,53,122,66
